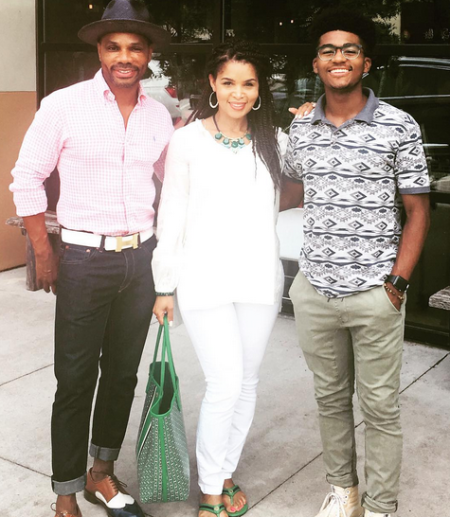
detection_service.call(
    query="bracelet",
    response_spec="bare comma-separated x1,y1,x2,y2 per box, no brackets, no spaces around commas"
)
383,283,405,303
155,291,174,296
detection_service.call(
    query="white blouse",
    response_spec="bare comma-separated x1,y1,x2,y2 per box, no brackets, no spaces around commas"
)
152,119,287,311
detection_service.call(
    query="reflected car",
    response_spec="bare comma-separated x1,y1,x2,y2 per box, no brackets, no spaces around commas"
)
374,57,450,190
271,75,323,129
141,60,182,124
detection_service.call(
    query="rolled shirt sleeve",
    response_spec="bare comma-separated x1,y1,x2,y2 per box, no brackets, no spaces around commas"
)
10,95,65,216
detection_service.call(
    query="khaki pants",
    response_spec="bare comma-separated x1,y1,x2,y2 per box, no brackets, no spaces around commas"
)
289,271,405,515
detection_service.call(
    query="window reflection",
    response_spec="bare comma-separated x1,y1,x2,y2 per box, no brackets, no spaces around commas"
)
44,0,213,45
44,51,102,96
149,54,207,123
373,56,450,191
145,0,213,42
269,55,321,129
45,0,109,44
226,0,450,46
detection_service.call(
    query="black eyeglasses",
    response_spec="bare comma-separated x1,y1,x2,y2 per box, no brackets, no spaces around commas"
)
317,43,363,61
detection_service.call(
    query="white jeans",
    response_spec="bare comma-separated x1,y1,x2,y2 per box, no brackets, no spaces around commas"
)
179,300,280,495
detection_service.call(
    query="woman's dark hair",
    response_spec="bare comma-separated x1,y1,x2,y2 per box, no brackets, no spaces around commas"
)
309,8,377,58
190,40,281,188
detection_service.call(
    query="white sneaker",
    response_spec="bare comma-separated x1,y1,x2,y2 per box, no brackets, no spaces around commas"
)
364,511,391,517
314,485,364,517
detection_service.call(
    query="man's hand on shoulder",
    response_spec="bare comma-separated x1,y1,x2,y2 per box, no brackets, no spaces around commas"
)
289,102,316,118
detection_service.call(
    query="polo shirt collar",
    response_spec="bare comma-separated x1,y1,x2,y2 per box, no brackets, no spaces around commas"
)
93,69,149,106
311,88,379,125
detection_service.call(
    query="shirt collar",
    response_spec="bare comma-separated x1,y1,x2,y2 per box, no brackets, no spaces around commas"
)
93,69,150,106
311,88,379,125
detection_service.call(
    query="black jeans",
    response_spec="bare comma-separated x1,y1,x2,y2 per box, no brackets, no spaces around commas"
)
51,236,157,495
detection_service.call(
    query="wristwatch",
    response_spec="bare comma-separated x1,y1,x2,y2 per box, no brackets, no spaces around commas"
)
385,274,409,293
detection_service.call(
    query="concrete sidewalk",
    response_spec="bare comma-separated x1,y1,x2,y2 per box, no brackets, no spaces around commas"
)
1,266,449,517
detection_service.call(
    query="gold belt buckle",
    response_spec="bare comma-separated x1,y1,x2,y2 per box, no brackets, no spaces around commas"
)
115,234,139,252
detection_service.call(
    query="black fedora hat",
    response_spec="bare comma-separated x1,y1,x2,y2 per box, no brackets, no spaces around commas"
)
78,0,171,50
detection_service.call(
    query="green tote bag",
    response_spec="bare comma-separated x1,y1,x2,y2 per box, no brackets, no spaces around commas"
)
136,316,190,503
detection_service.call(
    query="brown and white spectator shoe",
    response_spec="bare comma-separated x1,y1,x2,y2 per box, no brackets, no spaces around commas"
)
84,468,145,517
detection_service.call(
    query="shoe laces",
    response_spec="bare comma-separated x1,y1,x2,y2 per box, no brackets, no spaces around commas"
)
320,491,350,517
92,471,128,497
108,474,128,494
106,476,155,517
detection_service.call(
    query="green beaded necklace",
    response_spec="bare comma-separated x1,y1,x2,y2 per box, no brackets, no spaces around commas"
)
213,114,251,153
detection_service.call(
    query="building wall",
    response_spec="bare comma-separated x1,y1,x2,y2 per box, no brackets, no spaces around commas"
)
0,0,36,270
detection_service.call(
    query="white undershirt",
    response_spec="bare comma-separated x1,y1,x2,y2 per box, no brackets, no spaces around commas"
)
152,119,288,310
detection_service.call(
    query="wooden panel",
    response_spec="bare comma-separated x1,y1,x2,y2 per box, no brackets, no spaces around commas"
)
0,91,37,271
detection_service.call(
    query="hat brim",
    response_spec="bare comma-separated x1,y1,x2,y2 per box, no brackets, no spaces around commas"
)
78,19,171,51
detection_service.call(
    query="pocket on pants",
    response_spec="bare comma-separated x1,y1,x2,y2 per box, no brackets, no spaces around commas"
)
380,284,403,314
59,244,98,265
289,271,302,302
139,235,157,259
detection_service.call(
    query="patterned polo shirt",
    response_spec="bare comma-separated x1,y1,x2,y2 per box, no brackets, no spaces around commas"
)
283,88,430,298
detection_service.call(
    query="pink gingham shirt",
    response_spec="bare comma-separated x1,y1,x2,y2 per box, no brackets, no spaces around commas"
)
10,70,174,236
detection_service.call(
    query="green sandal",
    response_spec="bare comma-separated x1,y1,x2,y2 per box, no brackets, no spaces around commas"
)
199,503,226,516
222,485,249,517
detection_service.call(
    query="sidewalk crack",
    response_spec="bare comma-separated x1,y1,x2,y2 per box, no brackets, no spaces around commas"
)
0,363,54,388
0,455,50,477
399,351,449,395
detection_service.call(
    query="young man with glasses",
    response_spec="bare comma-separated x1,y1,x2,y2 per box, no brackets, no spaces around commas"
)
281,9,430,517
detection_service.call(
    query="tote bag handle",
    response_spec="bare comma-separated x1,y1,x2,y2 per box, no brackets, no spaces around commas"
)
146,315,180,409
137,316,180,456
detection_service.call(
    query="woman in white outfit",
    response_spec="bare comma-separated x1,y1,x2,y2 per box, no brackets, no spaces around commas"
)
152,41,287,517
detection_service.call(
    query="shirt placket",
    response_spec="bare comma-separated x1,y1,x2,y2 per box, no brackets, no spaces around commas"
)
122,104,140,235
106,93,130,235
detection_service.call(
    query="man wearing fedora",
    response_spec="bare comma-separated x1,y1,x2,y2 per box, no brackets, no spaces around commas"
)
10,1,173,516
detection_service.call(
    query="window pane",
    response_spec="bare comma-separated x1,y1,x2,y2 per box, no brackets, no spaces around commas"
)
226,0,450,45
269,54,322,128
146,53,208,121
44,51,101,95
401,0,450,44
143,0,213,43
369,56,450,189
43,0,213,45
44,0,110,44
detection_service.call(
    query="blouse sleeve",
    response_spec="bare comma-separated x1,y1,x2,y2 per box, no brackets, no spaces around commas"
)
152,128,190,293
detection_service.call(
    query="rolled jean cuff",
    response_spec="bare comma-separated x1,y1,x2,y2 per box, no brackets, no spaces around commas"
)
362,492,398,514
326,473,359,489
52,473,86,495
89,442,120,462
